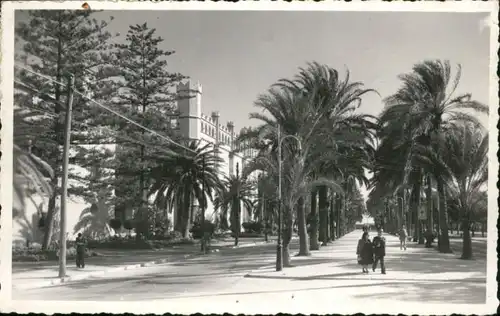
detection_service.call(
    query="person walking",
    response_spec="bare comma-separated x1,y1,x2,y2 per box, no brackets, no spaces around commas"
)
399,225,407,250
372,228,386,274
356,231,374,274
75,233,86,268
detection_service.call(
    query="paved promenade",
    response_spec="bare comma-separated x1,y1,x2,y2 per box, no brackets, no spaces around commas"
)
10,230,492,315
12,237,276,290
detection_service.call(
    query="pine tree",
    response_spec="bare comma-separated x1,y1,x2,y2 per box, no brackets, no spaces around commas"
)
15,10,117,249
112,22,187,237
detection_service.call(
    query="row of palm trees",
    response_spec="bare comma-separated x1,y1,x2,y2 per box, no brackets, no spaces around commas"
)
368,60,488,259
14,59,488,264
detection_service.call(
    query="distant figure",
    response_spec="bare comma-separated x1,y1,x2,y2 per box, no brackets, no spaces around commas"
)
399,225,407,250
372,228,386,274
356,231,374,274
362,225,369,233
75,233,86,268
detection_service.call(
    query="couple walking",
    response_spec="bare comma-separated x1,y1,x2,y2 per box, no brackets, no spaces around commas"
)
356,228,386,274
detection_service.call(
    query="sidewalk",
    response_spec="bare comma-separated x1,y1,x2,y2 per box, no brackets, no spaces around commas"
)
12,237,275,290
239,230,487,305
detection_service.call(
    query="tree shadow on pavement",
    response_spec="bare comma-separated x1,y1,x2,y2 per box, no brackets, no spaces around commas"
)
182,279,485,305
353,279,486,305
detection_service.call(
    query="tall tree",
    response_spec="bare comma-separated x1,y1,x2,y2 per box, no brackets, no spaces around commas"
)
15,10,116,249
442,124,488,259
215,167,256,246
276,62,376,246
149,141,223,238
112,22,187,236
375,59,488,252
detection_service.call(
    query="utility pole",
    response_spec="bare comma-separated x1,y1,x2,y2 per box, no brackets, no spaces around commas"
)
59,74,74,278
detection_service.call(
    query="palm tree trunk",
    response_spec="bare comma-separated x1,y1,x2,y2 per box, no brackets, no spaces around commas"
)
181,190,191,238
461,213,473,259
410,182,420,242
437,179,452,253
297,196,310,256
232,198,240,246
190,194,195,224
330,195,335,240
310,190,319,250
318,186,328,245
283,211,293,267
334,193,342,239
174,197,183,232
425,175,433,233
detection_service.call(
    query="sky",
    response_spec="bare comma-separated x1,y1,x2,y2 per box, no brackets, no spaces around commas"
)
90,10,491,130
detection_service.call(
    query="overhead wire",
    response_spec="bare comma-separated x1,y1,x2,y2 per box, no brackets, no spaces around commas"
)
14,63,196,154
13,79,181,158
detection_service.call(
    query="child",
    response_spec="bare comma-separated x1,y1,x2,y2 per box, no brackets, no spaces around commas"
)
372,228,386,274
399,225,407,250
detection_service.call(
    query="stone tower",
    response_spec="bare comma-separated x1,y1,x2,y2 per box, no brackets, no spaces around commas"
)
177,80,202,140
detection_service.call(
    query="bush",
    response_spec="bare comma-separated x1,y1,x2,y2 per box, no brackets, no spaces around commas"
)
109,218,122,232
152,219,171,240
167,231,183,240
231,232,263,238
242,221,264,234
123,219,134,232
12,244,100,262
85,234,195,250
190,220,216,239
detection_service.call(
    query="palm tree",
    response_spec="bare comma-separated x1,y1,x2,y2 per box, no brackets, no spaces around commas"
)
73,196,113,239
238,63,376,263
276,62,377,246
376,59,488,252
149,141,223,238
13,107,55,213
13,143,54,215
441,124,488,259
214,164,255,246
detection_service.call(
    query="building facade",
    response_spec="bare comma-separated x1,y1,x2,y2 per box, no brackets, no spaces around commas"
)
174,80,257,225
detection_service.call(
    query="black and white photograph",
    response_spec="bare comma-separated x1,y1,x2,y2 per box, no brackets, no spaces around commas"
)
1,1,498,314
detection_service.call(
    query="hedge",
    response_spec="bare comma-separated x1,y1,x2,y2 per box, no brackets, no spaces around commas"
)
12,246,100,262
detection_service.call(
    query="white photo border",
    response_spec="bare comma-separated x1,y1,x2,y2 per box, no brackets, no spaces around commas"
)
1,1,498,314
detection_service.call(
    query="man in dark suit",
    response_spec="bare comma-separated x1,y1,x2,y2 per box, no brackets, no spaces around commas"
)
372,228,386,274
75,233,86,268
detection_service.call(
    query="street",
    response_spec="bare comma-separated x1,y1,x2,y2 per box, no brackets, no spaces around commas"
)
14,241,281,301
14,230,488,310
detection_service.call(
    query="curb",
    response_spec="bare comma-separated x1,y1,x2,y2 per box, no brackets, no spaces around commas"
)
13,242,257,291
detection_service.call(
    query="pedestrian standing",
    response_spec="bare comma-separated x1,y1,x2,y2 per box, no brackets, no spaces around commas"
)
356,231,374,274
372,228,386,274
75,233,86,268
399,225,407,250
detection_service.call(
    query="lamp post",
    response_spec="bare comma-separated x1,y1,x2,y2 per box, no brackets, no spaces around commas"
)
276,126,302,272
